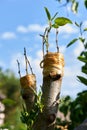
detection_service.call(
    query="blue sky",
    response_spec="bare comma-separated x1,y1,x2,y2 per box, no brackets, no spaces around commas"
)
0,0,87,98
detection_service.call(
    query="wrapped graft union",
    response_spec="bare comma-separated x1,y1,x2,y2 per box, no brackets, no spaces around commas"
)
40,52,65,77
20,74,36,92
20,74,36,112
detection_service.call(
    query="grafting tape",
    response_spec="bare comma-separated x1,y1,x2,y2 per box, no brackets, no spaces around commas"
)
20,74,36,112
40,52,65,77
20,74,36,90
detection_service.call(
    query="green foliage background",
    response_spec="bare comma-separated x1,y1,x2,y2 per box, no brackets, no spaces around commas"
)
0,68,26,130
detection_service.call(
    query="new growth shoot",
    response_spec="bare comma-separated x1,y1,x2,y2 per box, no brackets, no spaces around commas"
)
40,7,72,57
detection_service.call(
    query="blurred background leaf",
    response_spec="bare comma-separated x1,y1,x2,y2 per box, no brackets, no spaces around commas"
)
0,68,26,130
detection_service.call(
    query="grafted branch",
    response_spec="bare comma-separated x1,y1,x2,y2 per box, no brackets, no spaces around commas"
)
33,52,64,130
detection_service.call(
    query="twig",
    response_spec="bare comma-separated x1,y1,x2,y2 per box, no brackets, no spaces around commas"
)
39,34,45,58
17,59,21,78
24,47,28,75
45,27,51,53
27,58,33,74
40,27,51,55
56,29,59,52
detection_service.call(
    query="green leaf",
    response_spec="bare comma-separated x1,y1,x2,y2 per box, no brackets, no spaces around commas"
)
78,56,87,63
85,42,87,49
44,7,51,21
84,28,87,31
80,51,85,56
66,38,78,47
54,17,72,26
75,104,82,110
2,98,15,106
83,51,87,57
79,37,85,43
71,1,79,13
82,67,87,74
77,76,87,86
51,12,58,21
84,0,87,9
52,23,59,28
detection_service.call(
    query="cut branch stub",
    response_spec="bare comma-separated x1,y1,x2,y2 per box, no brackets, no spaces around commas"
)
20,74,36,112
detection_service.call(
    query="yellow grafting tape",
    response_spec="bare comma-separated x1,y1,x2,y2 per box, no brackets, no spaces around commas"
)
20,74,36,89
40,52,65,77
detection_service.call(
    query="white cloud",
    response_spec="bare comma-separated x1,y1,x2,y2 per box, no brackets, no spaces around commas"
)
28,24,47,32
83,20,87,28
1,32,16,40
17,26,28,33
36,50,43,59
16,24,78,44
73,42,84,57
61,62,86,98
17,24,47,33
59,24,78,34
60,45,66,53
49,42,66,54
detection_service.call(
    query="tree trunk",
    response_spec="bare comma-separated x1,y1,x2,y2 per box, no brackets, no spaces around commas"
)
33,76,63,130
33,52,64,130
20,52,64,130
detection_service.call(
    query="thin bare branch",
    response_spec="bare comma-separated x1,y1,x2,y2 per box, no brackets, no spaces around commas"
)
56,29,59,52
27,58,33,74
17,59,21,78
24,47,28,75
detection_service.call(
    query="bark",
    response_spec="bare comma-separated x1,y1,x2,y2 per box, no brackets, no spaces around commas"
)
33,75,63,130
